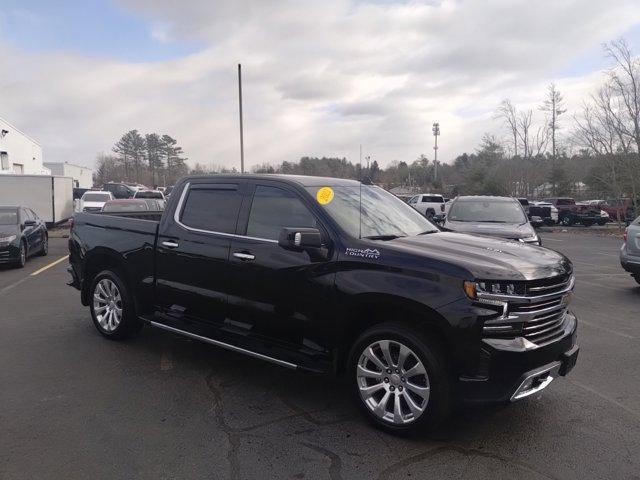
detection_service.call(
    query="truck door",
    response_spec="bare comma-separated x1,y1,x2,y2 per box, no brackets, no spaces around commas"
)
225,182,336,359
154,180,246,335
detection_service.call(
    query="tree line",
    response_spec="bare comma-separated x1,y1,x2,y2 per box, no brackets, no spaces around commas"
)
94,130,188,187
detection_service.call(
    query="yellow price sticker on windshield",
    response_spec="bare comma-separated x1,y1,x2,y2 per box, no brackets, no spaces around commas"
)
316,187,334,205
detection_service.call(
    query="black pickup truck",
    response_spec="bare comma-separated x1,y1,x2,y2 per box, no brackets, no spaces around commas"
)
68,174,579,432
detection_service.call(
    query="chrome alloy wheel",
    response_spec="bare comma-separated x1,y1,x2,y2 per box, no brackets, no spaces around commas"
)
93,279,123,332
357,340,430,425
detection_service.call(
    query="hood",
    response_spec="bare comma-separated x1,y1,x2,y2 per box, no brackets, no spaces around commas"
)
0,225,19,237
444,220,535,240
382,231,570,281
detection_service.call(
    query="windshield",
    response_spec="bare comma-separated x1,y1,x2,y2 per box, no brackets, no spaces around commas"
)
448,199,527,223
83,193,110,202
0,210,18,225
306,185,437,238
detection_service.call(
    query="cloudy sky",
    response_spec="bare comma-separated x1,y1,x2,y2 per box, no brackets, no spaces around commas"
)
1,0,639,171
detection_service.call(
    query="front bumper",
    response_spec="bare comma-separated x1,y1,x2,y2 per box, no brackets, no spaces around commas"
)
0,243,20,264
458,311,579,403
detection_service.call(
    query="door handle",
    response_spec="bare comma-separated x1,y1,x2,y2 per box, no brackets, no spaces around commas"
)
162,241,179,249
233,252,255,261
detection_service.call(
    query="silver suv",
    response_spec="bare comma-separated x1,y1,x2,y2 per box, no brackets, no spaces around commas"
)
621,216,640,285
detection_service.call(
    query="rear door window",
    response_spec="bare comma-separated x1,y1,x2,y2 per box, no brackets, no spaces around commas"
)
422,195,443,203
180,185,243,234
246,186,317,240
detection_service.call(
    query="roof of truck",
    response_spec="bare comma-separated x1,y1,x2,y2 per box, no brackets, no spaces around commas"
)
181,174,362,187
454,195,517,202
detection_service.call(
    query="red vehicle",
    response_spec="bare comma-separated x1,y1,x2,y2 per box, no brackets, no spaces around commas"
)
543,197,601,227
603,198,636,223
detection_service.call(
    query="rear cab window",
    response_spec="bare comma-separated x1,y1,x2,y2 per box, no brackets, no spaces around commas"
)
422,195,444,203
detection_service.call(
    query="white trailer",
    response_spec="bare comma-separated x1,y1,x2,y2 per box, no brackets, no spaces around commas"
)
0,174,74,224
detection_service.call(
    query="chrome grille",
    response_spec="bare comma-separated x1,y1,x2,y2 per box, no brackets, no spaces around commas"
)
478,274,573,347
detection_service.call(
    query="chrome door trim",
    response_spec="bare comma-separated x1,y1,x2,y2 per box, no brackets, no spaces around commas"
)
150,321,297,369
233,252,255,260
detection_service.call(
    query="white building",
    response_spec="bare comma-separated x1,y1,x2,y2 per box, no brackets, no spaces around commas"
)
44,162,94,189
0,116,48,175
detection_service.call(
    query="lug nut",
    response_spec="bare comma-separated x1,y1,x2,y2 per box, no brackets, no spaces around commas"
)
395,369,400,374
386,369,392,374
389,386,395,391
401,377,405,382
398,386,403,391
384,377,389,383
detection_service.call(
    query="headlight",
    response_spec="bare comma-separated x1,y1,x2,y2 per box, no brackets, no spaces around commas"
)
476,280,526,296
600,210,609,218
0,235,17,245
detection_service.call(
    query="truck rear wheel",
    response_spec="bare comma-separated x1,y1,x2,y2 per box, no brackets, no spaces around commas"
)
348,322,451,433
89,269,143,339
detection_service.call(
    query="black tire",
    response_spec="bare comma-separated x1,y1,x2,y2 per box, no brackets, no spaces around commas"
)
425,209,435,220
633,275,640,286
582,220,594,227
14,241,27,268
597,220,606,226
39,234,48,256
560,216,573,227
348,322,452,433
89,269,143,340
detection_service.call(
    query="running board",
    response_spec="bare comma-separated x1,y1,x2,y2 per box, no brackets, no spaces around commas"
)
149,321,298,370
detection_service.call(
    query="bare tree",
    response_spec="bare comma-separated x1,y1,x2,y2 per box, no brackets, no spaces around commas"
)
540,83,567,161
495,99,520,157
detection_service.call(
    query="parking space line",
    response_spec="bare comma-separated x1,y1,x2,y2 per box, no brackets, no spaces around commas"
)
30,255,69,276
571,381,640,421
578,319,635,339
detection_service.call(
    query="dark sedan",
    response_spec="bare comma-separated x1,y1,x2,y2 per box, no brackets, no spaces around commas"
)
0,206,48,268
442,196,541,245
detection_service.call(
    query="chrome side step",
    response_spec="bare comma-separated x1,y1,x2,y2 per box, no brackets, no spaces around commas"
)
150,321,298,370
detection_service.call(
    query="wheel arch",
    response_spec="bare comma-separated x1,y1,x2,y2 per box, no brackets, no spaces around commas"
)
80,248,128,306
335,293,453,374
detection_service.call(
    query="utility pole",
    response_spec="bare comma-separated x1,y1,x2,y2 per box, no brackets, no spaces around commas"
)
238,64,245,173
432,122,440,182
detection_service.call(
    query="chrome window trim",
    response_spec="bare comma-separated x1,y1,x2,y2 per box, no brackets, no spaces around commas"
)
173,182,278,244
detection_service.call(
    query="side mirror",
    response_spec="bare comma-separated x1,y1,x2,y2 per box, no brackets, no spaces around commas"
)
24,219,36,227
278,227,322,251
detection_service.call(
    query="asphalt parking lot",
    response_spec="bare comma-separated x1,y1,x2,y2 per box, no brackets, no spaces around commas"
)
1,232,639,479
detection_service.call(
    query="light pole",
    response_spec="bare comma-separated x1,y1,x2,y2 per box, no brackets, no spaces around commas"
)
238,63,245,173
432,122,440,182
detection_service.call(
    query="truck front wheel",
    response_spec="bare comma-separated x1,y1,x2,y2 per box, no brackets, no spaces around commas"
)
89,269,143,339
348,323,451,433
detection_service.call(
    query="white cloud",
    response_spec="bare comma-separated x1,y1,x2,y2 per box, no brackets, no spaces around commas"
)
1,0,639,170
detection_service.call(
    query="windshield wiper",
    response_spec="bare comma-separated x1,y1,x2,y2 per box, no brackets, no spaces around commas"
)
363,234,404,240
417,230,438,235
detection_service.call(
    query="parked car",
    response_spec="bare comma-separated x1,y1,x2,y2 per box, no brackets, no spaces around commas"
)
102,198,165,213
164,185,175,198
443,196,541,245
407,193,446,221
0,206,48,268
621,216,640,285
528,201,559,226
601,198,636,224
68,174,579,432
80,191,114,212
517,198,530,215
102,182,138,199
133,190,165,200
543,197,601,226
